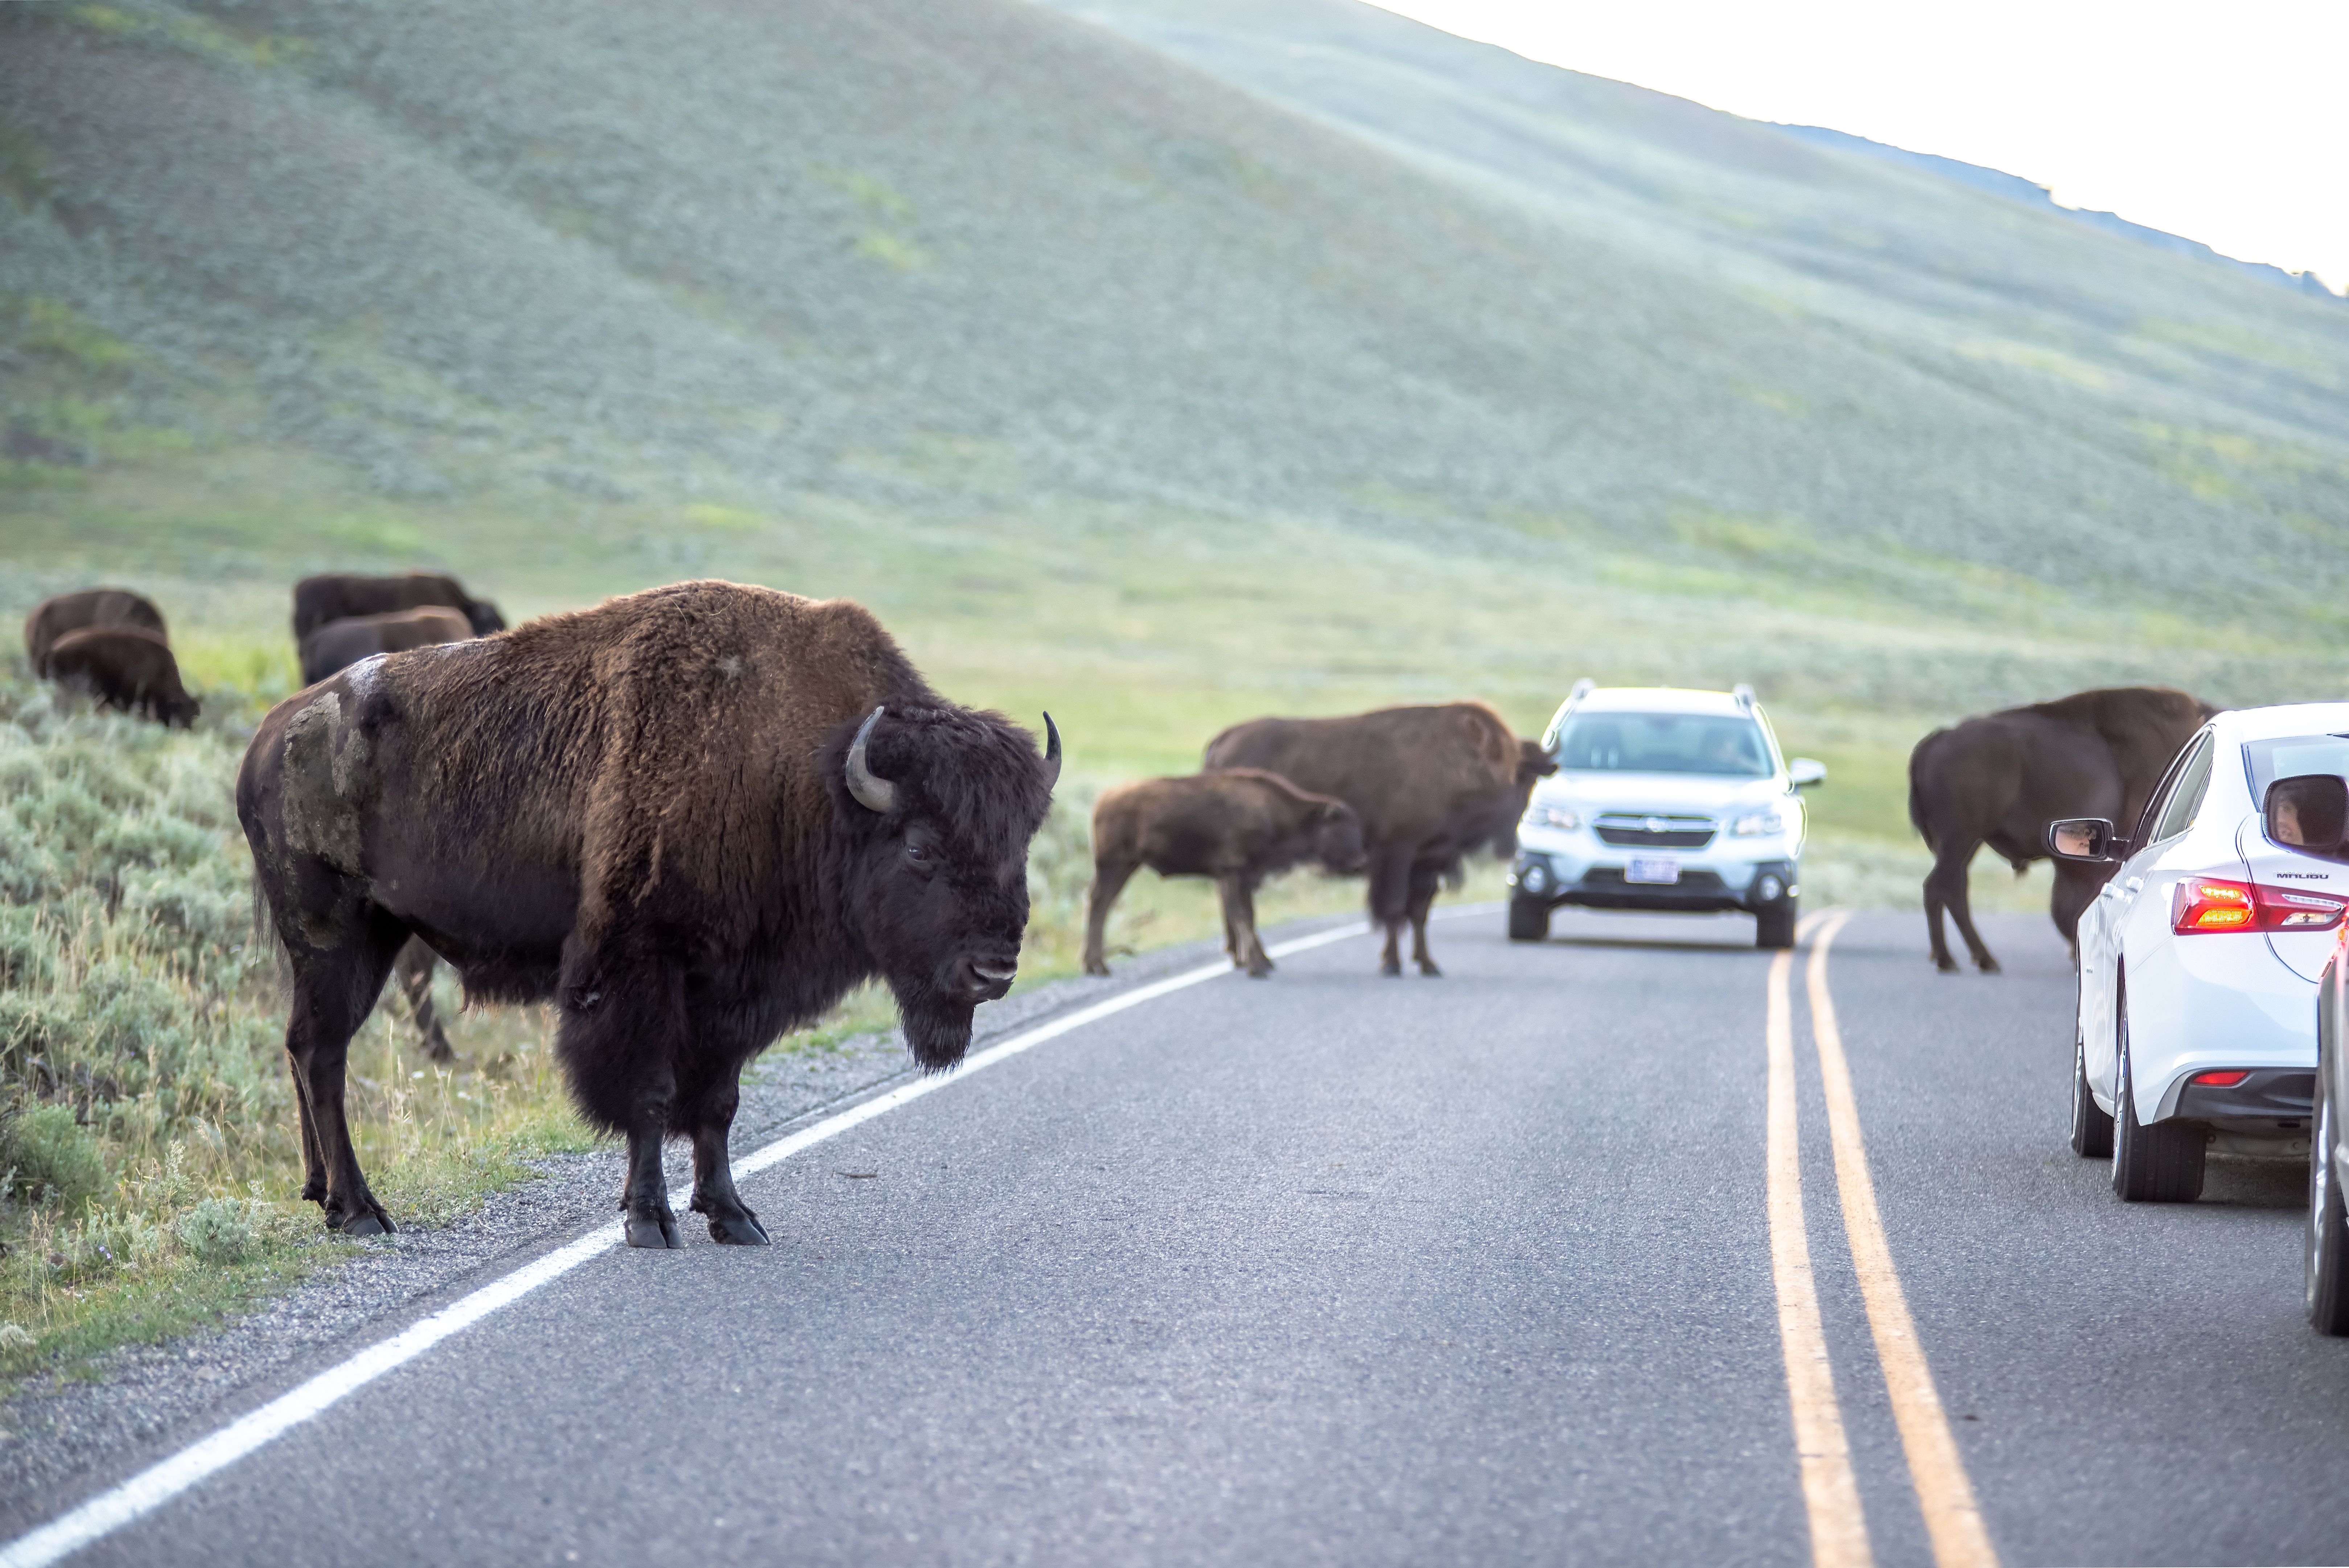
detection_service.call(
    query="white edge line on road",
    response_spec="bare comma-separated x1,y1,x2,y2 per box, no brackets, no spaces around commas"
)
0,915,1400,1568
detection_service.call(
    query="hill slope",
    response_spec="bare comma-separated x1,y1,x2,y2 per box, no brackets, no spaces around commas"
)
1,0,2345,736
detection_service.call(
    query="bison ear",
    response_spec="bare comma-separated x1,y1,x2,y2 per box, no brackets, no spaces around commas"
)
845,707,898,814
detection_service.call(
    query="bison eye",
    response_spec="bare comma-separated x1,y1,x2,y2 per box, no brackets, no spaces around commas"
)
904,837,935,868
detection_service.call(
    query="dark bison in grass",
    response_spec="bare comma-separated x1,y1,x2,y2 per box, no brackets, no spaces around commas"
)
1082,768,1365,978
1909,686,2214,973
1204,703,1555,976
24,588,166,676
290,571,504,642
239,580,1059,1246
295,604,481,1062
46,626,199,727
298,605,476,687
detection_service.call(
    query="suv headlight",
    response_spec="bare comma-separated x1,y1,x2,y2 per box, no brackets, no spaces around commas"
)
1731,809,1786,837
1526,806,1580,831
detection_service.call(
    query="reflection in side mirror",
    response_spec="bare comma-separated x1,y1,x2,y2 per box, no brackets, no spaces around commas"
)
2266,774,2349,860
2046,817,2118,863
1788,757,1827,789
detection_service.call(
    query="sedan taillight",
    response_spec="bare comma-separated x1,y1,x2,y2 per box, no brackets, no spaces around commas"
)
2172,877,2349,934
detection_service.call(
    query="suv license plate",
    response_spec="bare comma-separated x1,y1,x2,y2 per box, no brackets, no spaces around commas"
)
1626,857,1681,885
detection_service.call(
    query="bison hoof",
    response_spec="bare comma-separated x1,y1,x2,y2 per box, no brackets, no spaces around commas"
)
1976,958,2003,975
708,1211,770,1246
1417,962,1443,978
625,1212,683,1250
1934,957,1961,974
1246,961,1274,979
1379,959,1402,978
334,1209,391,1239
1082,958,1110,977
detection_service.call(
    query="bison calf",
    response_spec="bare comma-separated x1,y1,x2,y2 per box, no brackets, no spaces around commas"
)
25,588,166,677
299,605,475,687
46,626,198,727
1085,769,1365,978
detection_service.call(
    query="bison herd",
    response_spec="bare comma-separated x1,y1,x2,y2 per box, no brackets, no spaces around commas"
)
16,569,2232,1249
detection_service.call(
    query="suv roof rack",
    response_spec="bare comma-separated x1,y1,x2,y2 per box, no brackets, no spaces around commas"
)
1540,678,1597,753
1732,683,1756,709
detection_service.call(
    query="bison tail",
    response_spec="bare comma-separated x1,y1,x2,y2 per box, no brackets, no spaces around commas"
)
249,877,293,1001
1907,748,1935,851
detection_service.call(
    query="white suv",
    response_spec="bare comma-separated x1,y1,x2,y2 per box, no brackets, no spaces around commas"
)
1508,683,1825,950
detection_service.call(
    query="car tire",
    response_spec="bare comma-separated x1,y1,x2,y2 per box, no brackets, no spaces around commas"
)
1507,897,1550,943
2308,1044,2349,1334
1754,900,1797,951
2111,992,2205,1202
2070,1028,2114,1159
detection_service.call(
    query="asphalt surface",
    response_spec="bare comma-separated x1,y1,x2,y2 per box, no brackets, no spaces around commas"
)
11,906,2349,1565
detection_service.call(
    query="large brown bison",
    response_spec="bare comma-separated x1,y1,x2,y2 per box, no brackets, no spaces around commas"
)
1203,704,1555,976
46,626,199,727
294,605,481,1063
238,580,1059,1246
1909,686,2215,972
298,605,476,687
290,571,504,642
24,588,166,676
1082,769,1365,979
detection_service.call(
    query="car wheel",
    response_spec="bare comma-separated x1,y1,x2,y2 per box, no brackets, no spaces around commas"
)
2070,1028,2114,1159
1754,900,1797,950
2111,992,2205,1202
1507,897,1550,943
2308,1050,2349,1334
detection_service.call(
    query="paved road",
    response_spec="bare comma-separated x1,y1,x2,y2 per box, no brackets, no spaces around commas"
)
13,907,2349,1565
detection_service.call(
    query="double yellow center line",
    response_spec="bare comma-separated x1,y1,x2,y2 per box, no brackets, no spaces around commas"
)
1768,910,2000,1568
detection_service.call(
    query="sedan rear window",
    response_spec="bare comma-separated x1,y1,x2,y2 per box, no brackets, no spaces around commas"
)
1553,713,1773,777
2245,734,2349,803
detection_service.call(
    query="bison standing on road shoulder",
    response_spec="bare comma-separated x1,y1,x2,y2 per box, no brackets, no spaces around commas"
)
1083,768,1365,978
24,588,166,676
238,580,1059,1247
1909,686,2214,972
291,571,504,642
46,626,199,727
1204,703,1553,977
298,605,476,687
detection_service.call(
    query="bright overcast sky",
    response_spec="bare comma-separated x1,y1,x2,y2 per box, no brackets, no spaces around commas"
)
1370,1,2347,295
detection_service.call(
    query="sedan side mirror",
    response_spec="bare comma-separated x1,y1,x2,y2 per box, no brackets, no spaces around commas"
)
2266,775,2349,860
2047,817,2120,863
1788,757,1827,789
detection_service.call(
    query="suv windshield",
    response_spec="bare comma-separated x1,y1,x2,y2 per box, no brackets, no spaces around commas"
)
1554,712,1773,778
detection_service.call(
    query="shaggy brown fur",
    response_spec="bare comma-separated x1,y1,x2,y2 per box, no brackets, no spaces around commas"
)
298,605,476,687
1908,686,2216,972
1083,768,1365,978
238,580,1057,1246
24,588,166,677
1203,704,1555,976
46,626,199,727
291,571,505,641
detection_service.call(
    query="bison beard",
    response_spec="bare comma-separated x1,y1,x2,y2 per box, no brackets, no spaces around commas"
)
238,581,1057,1248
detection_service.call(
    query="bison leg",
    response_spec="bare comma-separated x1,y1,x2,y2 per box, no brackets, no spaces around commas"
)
2050,859,2104,965
393,937,455,1063
1368,845,1414,978
1921,838,2000,973
681,1070,767,1246
282,922,404,1238
1082,857,1138,978
1218,875,1274,977
1405,861,1443,978
558,957,686,1250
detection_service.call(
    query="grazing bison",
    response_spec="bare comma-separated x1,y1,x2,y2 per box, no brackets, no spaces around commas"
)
294,605,480,1062
298,605,476,687
24,588,166,676
1082,769,1365,978
290,572,504,642
1204,704,1555,976
238,580,1058,1246
46,626,198,727
1909,686,2216,973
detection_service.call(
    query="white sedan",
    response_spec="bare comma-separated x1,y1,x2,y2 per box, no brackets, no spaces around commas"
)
2052,704,2349,1202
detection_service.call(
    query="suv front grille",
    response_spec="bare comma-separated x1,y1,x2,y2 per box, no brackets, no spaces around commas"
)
1592,814,1717,849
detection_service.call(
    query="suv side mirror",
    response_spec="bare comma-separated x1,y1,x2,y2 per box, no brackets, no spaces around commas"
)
2047,818,2120,863
2266,775,2349,860
1787,757,1826,789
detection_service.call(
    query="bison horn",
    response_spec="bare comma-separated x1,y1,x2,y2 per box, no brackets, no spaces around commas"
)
846,706,897,814
1041,712,1061,792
